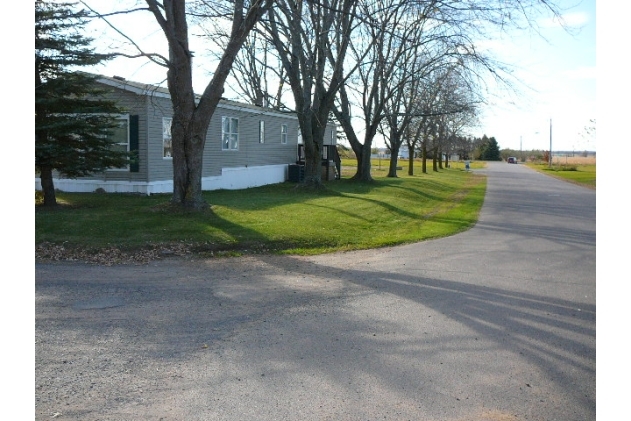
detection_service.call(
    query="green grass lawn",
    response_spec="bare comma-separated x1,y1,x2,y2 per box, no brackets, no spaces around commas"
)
36,165,486,259
525,163,596,189
340,158,485,174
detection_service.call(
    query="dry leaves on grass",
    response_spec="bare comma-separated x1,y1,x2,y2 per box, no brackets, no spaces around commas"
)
35,241,195,265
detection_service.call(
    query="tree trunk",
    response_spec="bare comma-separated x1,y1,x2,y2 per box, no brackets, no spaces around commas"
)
387,152,398,177
387,130,401,177
304,157,323,187
301,128,324,188
333,104,374,182
168,64,209,209
353,143,374,182
422,141,427,174
407,144,415,176
432,146,439,172
171,120,207,209
267,1,352,190
39,166,57,206
147,0,270,210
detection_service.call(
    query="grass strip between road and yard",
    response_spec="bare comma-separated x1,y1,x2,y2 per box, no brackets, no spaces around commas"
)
36,167,486,260
525,162,596,189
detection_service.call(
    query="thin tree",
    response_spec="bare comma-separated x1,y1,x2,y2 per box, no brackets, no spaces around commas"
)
265,0,357,188
429,69,479,171
333,0,432,183
36,0,130,207
382,58,456,178
229,30,289,110
377,3,481,178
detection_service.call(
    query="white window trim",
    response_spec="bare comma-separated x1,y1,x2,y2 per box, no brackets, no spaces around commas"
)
163,117,173,159
106,114,130,171
281,124,288,144
222,116,239,151
259,120,265,144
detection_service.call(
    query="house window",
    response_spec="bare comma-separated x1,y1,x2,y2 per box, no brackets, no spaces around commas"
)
222,116,239,150
259,120,265,143
281,124,288,144
107,115,130,171
163,117,173,158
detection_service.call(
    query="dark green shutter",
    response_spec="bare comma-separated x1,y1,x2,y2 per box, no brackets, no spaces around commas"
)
129,115,139,172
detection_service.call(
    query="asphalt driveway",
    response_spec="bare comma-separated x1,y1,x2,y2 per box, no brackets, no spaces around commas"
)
35,162,596,420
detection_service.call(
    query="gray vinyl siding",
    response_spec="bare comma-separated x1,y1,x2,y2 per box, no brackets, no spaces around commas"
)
52,88,151,183
203,108,299,177
105,86,302,180
82,84,173,182
101,89,149,182
72,78,338,184
137,101,302,179
97,88,174,184
144,96,174,182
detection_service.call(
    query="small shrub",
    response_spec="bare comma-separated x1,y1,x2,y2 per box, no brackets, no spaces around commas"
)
542,151,550,163
558,165,578,172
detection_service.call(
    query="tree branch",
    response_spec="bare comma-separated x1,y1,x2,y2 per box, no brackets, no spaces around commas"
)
79,1,170,67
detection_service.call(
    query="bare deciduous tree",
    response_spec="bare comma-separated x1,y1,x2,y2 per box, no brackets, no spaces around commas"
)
339,0,561,178
411,66,479,173
265,0,358,188
333,0,433,182
85,0,272,209
146,0,272,208
200,16,289,110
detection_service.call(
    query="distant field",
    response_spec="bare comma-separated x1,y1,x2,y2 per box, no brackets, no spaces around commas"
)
526,155,596,189
550,155,596,165
526,155,596,165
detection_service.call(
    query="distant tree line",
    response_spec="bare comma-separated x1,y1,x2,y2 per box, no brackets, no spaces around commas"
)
344,134,503,163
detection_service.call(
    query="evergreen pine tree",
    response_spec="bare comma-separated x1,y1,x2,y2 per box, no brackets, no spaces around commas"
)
476,135,489,160
35,0,129,206
483,137,501,161
475,135,501,161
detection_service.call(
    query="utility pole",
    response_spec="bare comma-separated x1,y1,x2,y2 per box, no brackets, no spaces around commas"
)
548,118,553,168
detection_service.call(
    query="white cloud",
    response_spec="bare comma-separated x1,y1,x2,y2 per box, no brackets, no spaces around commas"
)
561,12,590,27
540,12,590,29
564,66,597,80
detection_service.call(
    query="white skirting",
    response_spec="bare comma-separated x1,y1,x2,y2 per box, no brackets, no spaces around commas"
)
35,164,289,195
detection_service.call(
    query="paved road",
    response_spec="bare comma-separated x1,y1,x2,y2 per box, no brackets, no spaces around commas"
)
35,162,596,421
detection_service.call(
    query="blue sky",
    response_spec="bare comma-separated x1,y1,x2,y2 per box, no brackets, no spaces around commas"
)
476,0,596,152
